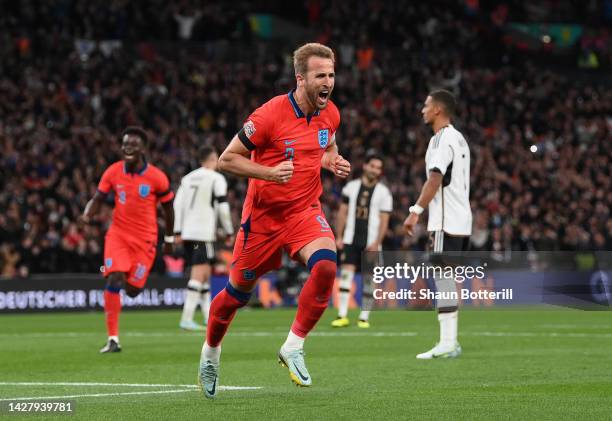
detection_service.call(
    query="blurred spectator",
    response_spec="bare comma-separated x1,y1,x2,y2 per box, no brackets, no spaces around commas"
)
0,243,21,278
174,7,202,40
0,0,610,278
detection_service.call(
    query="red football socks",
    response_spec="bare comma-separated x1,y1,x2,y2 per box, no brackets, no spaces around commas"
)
206,285,250,347
104,289,121,337
291,258,337,337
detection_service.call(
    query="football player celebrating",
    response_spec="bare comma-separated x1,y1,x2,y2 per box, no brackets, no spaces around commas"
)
199,43,351,398
81,127,175,353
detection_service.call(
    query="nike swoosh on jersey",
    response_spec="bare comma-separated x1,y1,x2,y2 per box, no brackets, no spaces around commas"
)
284,140,297,145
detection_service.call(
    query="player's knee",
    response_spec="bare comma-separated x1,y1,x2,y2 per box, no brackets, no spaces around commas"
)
210,283,251,321
308,249,337,287
106,273,124,291
125,283,143,298
317,260,337,283
225,282,252,306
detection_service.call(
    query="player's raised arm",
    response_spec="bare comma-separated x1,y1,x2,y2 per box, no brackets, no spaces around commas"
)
321,134,351,178
218,134,294,184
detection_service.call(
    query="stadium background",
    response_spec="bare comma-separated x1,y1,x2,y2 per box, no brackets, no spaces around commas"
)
0,1,611,418
0,0,610,280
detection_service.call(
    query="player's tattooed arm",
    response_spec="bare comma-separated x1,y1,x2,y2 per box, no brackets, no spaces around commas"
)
79,190,106,226
219,135,294,184
321,134,351,178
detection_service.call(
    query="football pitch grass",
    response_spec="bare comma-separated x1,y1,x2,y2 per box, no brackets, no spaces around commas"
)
1,308,611,420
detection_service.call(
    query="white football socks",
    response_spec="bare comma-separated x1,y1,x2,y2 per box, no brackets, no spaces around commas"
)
200,282,211,324
202,342,221,364
181,279,202,323
281,330,305,353
359,310,370,321
337,268,354,318
438,311,458,347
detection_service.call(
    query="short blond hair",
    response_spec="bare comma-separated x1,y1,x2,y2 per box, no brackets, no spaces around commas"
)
293,43,335,76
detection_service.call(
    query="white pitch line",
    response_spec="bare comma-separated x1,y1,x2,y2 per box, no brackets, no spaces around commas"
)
538,324,612,329
220,386,261,390
0,332,97,338
0,382,198,388
0,382,261,391
0,384,263,401
0,389,196,401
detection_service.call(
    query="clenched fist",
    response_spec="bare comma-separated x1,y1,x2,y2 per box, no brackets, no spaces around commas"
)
330,155,351,178
268,160,294,184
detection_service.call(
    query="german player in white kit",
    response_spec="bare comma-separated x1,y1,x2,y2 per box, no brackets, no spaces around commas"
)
174,147,234,330
404,90,472,359
333,154,393,328
332,155,393,329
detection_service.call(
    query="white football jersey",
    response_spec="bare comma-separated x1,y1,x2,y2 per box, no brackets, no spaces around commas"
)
173,167,234,241
341,179,393,247
425,124,472,236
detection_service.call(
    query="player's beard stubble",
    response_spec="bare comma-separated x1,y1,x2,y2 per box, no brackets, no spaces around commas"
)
305,81,332,111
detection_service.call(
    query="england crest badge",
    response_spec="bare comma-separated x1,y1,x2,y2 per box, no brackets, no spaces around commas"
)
318,129,329,148
138,184,151,198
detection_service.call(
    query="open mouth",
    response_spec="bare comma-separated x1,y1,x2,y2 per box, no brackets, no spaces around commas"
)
124,153,135,160
318,90,330,101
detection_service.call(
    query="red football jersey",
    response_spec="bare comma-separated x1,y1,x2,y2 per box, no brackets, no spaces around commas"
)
97,161,174,241
237,89,341,233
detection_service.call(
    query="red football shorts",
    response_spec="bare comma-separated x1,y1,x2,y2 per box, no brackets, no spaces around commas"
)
230,206,335,289
103,231,157,289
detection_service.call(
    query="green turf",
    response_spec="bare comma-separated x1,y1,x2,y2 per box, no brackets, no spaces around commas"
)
1,308,611,420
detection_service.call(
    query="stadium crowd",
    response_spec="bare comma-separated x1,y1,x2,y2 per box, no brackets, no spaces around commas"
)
0,0,610,277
